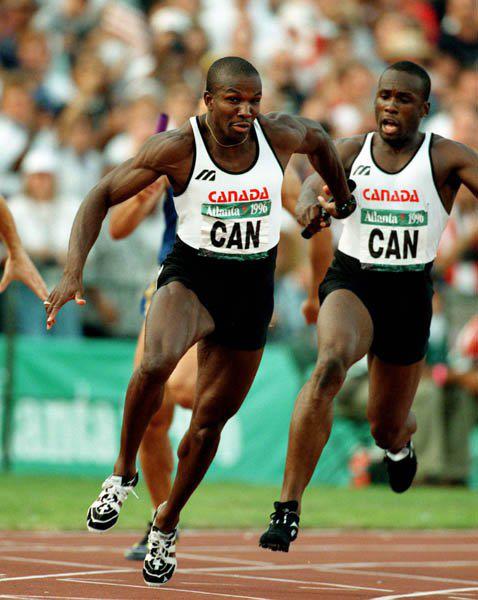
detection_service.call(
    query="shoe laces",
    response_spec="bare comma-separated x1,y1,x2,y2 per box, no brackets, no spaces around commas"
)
269,508,296,526
148,528,176,566
98,476,138,508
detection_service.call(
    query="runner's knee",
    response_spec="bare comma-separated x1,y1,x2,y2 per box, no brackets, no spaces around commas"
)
187,407,236,450
139,353,181,382
311,354,347,399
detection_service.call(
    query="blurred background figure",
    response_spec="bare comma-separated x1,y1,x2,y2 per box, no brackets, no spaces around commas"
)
7,149,80,336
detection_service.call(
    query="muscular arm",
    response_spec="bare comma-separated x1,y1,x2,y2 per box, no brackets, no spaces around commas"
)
281,165,333,323
296,136,365,231
0,196,48,299
432,137,478,213
0,195,24,256
109,176,169,239
45,128,191,327
64,138,165,279
293,117,351,207
454,142,478,198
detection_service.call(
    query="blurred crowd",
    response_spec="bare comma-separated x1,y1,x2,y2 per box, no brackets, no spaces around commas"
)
0,0,476,482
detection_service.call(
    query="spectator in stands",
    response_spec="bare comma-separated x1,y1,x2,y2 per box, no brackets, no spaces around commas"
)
0,75,37,196
438,0,478,66
7,149,81,336
57,113,104,199
0,0,37,70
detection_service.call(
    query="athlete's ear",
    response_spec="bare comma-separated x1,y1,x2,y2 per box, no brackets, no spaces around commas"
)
204,90,213,110
421,101,430,118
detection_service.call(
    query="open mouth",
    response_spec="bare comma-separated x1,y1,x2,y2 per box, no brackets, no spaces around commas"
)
381,118,400,134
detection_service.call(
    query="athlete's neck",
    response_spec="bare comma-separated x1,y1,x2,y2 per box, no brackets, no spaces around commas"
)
377,130,424,154
203,114,251,149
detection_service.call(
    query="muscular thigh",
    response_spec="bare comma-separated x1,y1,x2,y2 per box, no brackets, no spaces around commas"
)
191,339,263,426
317,289,374,366
367,354,424,427
167,344,197,409
144,281,214,361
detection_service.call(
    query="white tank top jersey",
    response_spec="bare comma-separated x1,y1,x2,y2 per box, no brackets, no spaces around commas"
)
339,132,449,271
174,116,284,258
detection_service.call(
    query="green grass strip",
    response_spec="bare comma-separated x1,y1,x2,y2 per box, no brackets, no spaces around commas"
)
2,475,477,531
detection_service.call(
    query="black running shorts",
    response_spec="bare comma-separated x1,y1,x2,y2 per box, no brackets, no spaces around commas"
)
156,237,276,350
319,250,434,365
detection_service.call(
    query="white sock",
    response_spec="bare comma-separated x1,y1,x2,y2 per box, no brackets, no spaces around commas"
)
385,446,410,461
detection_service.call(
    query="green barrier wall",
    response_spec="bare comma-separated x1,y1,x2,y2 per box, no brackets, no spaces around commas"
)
0,336,370,485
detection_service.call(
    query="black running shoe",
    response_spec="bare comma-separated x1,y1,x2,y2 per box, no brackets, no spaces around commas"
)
259,500,300,552
385,441,417,493
87,473,139,533
143,503,177,587
124,521,151,561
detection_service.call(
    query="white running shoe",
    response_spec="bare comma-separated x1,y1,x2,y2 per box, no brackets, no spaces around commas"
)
143,503,178,587
87,473,138,532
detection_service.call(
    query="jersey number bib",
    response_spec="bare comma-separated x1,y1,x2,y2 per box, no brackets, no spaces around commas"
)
200,199,271,258
359,208,429,271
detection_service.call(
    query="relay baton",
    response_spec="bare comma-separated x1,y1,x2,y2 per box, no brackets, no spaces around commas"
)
156,112,169,133
301,179,357,239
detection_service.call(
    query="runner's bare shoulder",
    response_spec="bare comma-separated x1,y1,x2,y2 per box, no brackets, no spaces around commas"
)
335,135,368,173
259,112,325,151
135,120,195,178
430,134,477,172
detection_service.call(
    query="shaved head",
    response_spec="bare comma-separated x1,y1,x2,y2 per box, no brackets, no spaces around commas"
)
206,56,260,94
381,61,431,100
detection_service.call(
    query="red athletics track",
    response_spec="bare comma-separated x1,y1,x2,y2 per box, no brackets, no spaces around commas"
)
1,530,478,600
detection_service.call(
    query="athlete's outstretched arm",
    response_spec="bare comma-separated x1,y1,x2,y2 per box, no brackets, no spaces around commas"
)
281,166,333,324
0,196,48,300
292,118,354,216
296,136,365,235
45,131,188,328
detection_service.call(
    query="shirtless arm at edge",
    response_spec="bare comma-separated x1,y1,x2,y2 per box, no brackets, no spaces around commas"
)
109,176,170,240
296,135,366,235
431,136,478,213
281,165,333,324
0,195,48,300
262,113,353,212
45,126,192,328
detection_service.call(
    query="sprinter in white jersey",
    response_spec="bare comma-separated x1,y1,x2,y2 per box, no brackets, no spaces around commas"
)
44,56,353,586
260,61,478,553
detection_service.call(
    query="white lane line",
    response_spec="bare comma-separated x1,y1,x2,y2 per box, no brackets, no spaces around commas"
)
179,552,270,567
180,563,324,574
62,578,273,600
315,561,478,569
177,561,478,575
175,544,478,554
0,595,122,600
0,568,135,583
0,544,124,555
175,582,251,587
321,567,478,586
299,586,388,593
208,572,394,592
0,556,122,570
371,587,478,599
